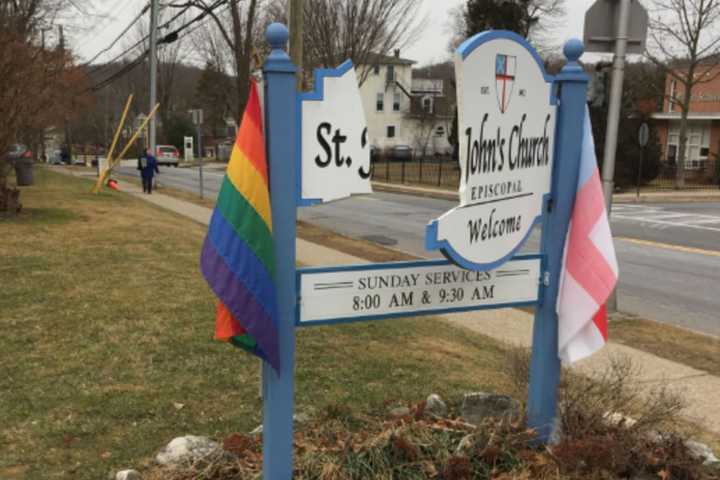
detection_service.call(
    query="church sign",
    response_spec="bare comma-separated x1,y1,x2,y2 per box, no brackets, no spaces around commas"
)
299,60,373,205
426,33,557,271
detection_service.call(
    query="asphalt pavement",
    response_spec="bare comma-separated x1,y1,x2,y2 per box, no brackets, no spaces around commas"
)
116,165,720,337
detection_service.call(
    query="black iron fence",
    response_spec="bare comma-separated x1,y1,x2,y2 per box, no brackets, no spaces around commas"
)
372,155,720,192
371,154,461,189
643,160,720,191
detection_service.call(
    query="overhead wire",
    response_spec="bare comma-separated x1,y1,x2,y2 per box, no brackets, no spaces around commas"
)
83,2,151,65
86,0,229,92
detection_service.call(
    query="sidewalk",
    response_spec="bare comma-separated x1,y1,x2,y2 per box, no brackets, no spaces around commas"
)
64,168,720,436
373,181,720,203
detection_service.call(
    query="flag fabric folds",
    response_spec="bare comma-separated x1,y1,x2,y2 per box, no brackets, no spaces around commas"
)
557,107,619,364
200,80,280,373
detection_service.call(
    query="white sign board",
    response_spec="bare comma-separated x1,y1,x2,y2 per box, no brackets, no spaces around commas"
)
300,60,372,205
298,257,541,325
184,136,194,161
426,32,556,271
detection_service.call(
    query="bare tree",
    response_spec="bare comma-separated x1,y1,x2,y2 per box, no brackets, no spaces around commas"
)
646,0,720,188
1,0,91,213
189,0,263,120
279,0,425,85
447,0,565,53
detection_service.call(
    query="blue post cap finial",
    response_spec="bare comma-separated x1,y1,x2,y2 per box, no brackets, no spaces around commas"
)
563,38,584,63
266,23,289,50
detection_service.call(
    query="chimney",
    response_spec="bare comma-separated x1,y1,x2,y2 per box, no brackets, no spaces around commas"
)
394,49,400,58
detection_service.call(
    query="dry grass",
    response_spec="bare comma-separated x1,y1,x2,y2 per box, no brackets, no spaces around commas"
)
0,168,522,479
144,349,720,480
609,315,720,375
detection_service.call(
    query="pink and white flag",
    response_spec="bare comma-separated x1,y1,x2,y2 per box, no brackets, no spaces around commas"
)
557,107,619,364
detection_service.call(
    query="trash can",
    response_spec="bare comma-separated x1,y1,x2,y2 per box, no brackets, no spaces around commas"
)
14,158,34,186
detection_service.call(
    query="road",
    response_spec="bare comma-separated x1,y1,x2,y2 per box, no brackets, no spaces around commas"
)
119,165,720,337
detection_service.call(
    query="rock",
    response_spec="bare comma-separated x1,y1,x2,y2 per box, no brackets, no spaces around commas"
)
685,440,720,465
115,470,141,480
603,411,637,428
250,425,263,435
389,406,411,418
294,412,310,424
455,434,474,454
426,394,448,417
155,435,220,466
460,392,520,426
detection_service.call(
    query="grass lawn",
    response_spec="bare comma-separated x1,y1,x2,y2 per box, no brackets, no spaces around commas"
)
0,168,520,479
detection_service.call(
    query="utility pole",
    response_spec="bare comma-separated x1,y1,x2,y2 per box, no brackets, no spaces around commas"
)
60,25,72,164
289,0,303,88
149,0,159,155
600,0,631,313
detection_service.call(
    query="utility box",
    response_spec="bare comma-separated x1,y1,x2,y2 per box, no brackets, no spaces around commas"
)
184,136,194,161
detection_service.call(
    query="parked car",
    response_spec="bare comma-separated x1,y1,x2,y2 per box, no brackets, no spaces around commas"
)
389,145,413,162
156,145,180,167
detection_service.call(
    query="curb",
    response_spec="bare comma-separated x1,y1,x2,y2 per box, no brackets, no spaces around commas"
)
372,181,720,204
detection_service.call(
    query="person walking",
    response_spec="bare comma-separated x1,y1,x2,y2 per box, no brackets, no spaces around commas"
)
137,148,160,194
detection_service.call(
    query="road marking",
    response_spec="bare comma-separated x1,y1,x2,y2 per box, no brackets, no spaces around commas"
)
616,237,720,257
612,204,720,232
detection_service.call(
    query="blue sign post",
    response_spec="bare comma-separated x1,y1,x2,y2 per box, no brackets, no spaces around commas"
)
262,24,298,479
527,39,589,443
257,23,589,478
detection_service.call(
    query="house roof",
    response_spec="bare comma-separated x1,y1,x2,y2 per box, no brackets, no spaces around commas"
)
364,52,416,66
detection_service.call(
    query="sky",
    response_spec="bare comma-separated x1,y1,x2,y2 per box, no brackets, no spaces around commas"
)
70,0,607,67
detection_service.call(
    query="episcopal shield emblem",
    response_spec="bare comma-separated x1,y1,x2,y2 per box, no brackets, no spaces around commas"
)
495,54,516,113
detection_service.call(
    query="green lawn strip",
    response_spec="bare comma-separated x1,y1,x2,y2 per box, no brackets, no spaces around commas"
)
609,316,720,376
0,168,517,479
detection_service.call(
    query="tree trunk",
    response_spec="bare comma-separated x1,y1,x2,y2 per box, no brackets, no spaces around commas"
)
230,0,256,121
0,164,21,215
676,106,690,189
676,76,695,189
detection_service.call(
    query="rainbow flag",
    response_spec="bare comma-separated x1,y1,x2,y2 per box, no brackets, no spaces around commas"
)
200,80,280,372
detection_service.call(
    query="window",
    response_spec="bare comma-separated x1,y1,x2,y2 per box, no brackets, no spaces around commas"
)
386,65,395,83
393,92,401,111
668,80,677,113
422,96,433,114
387,125,396,138
376,92,384,112
435,126,445,137
373,64,380,75
666,124,710,169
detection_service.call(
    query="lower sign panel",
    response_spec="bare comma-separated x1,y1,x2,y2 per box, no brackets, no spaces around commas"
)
297,255,542,326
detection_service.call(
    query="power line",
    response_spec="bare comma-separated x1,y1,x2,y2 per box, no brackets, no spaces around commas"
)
83,2,151,65
87,0,196,70
74,0,146,55
86,0,229,92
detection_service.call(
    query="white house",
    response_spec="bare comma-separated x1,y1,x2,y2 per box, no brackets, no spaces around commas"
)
359,51,454,156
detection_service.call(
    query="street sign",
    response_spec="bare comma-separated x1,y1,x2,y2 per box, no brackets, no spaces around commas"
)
189,109,204,126
584,0,648,54
638,122,649,147
184,136,194,161
299,60,372,205
426,32,556,271
298,256,541,326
